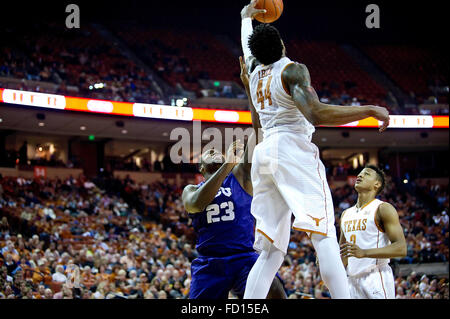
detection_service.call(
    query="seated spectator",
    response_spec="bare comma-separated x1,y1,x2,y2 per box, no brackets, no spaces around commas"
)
52,265,67,283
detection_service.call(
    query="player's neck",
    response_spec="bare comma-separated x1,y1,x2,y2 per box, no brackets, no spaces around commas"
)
356,192,376,210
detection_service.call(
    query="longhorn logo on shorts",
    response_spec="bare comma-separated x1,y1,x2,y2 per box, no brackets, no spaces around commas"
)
307,215,325,227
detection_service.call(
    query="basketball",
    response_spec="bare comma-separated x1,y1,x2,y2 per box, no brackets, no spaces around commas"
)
254,0,284,23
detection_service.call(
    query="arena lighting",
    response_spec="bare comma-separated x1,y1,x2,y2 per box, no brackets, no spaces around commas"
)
87,99,114,113
94,83,105,89
89,83,106,90
0,88,448,128
214,110,240,123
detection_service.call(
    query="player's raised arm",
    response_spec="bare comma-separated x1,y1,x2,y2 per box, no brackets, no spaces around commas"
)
182,141,244,214
341,203,407,259
241,0,265,73
240,56,261,130
231,57,262,196
282,63,390,132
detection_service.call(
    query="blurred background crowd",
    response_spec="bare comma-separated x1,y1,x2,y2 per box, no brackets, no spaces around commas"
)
0,0,448,301
1,21,448,115
0,171,448,299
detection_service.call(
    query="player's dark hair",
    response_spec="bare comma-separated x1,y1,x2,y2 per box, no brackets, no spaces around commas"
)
365,165,386,196
248,24,284,65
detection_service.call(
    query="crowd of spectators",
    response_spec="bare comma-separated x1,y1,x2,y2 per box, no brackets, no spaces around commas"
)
312,81,448,116
0,170,448,299
1,23,448,116
112,24,242,97
0,174,195,299
0,23,166,105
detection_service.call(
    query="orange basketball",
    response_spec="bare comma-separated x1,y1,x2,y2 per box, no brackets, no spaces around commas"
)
254,0,284,24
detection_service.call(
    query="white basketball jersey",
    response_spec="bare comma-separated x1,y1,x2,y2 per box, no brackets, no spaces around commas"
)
249,57,315,139
341,199,391,277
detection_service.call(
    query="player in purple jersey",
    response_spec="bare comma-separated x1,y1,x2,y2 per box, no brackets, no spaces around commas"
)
181,57,286,299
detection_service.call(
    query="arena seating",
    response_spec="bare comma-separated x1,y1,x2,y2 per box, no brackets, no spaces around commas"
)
286,40,388,106
114,25,241,95
0,172,448,299
0,24,448,114
0,23,163,104
360,45,449,105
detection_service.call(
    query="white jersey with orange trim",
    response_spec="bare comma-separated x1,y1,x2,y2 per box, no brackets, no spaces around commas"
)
249,57,315,138
248,57,336,254
341,199,391,277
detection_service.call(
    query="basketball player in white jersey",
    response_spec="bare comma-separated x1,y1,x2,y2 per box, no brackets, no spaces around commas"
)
340,165,406,299
240,0,391,299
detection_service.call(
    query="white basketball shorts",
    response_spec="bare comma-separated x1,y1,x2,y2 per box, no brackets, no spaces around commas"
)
251,130,336,254
348,264,395,299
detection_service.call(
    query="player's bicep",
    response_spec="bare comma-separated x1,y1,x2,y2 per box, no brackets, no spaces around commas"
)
379,203,405,243
283,63,321,125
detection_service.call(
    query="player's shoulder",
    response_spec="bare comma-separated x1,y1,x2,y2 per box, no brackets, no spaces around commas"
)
341,206,353,219
377,201,398,217
377,200,395,209
281,60,310,84
280,57,306,70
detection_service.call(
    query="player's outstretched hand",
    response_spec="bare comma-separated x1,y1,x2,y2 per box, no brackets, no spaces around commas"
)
241,0,267,20
225,140,245,165
369,105,390,133
340,242,366,259
239,56,250,91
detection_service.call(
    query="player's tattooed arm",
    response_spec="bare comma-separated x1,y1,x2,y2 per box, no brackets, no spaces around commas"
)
182,141,244,214
282,63,390,132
